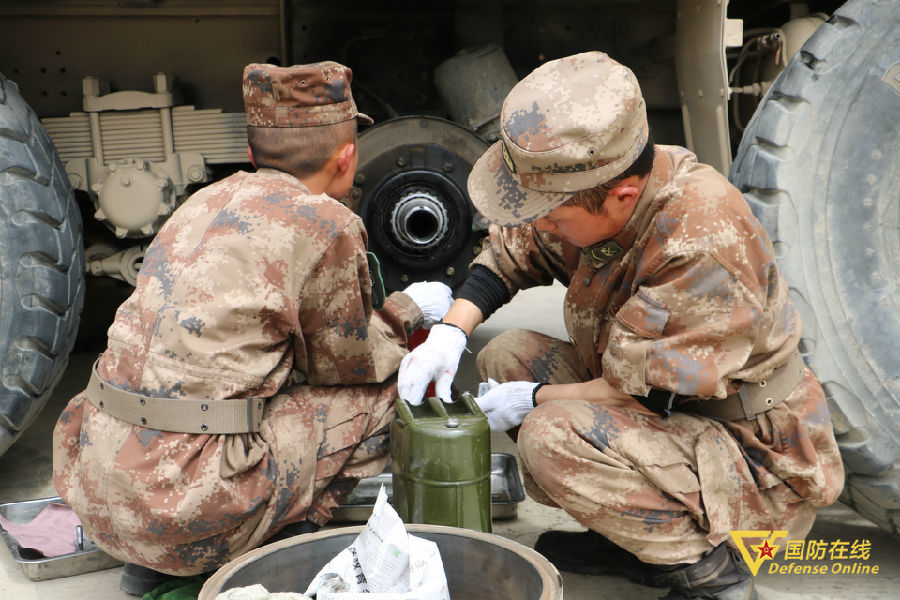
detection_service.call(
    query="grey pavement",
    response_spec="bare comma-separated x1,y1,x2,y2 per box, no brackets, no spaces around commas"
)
2,283,899,599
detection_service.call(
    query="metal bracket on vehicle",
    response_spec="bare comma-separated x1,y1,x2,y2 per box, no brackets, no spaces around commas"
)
41,74,249,240
675,0,743,175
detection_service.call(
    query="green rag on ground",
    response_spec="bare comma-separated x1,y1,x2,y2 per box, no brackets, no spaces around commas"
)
142,575,209,600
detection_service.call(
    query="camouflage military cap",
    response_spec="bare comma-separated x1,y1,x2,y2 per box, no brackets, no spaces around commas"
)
243,62,374,127
468,51,649,226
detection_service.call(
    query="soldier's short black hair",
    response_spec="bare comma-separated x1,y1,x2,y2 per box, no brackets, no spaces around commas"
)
615,130,655,181
248,120,358,179
563,131,655,215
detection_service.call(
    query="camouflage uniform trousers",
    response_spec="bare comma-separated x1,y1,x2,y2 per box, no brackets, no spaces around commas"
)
477,329,820,566
53,377,397,576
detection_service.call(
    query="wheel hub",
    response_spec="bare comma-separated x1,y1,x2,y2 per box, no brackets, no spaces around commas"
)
389,187,450,252
354,116,490,292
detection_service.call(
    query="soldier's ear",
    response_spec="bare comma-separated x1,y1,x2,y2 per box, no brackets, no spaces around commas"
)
335,142,356,174
607,176,643,207
608,185,639,206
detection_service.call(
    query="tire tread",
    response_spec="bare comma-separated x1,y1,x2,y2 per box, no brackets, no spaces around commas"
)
729,0,900,537
0,74,84,456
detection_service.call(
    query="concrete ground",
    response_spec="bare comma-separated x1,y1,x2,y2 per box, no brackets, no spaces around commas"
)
2,283,899,599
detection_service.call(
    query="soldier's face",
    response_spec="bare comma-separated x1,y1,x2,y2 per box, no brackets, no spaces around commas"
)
534,175,644,246
534,201,632,247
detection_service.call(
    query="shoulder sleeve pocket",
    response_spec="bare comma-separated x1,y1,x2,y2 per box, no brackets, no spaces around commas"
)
615,291,671,339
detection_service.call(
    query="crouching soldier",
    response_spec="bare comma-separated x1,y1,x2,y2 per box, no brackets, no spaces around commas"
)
53,61,452,596
399,52,844,599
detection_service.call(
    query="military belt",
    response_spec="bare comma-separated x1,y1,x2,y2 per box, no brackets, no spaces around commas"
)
86,360,265,434
678,349,805,421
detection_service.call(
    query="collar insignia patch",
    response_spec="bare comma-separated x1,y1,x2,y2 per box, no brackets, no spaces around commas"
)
584,239,625,266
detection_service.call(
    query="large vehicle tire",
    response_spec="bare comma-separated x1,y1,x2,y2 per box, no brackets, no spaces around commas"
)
730,0,900,535
0,74,84,458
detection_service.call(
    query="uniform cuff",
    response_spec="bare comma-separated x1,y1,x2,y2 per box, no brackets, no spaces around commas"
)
383,291,425,337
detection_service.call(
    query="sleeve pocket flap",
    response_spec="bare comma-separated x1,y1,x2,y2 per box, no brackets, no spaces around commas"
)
615,291,671,338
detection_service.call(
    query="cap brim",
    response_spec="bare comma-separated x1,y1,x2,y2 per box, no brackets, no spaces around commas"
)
356,112,374,126
467,141,573,227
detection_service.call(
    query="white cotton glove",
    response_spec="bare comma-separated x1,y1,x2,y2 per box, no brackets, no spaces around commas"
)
398,323,467,405
475,378,541,432
402,281,454,328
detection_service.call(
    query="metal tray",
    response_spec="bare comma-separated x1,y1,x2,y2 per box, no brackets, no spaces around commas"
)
0,496,122,581
332,452,525,522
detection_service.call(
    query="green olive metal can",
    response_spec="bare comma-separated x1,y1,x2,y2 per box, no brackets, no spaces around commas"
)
390,393,492,532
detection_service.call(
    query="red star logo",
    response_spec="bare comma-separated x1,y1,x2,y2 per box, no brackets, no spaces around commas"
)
755,540,777,560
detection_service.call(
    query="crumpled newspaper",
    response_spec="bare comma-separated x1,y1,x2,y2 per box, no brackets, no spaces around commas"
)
216,486,449,600
304,486,450,600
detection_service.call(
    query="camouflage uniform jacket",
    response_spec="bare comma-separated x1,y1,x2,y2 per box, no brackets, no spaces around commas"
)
99,168,421,394
473,145,842,505
54,168,422,569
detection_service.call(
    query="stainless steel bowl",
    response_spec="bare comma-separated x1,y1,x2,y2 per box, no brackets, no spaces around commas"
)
200,523,563,600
